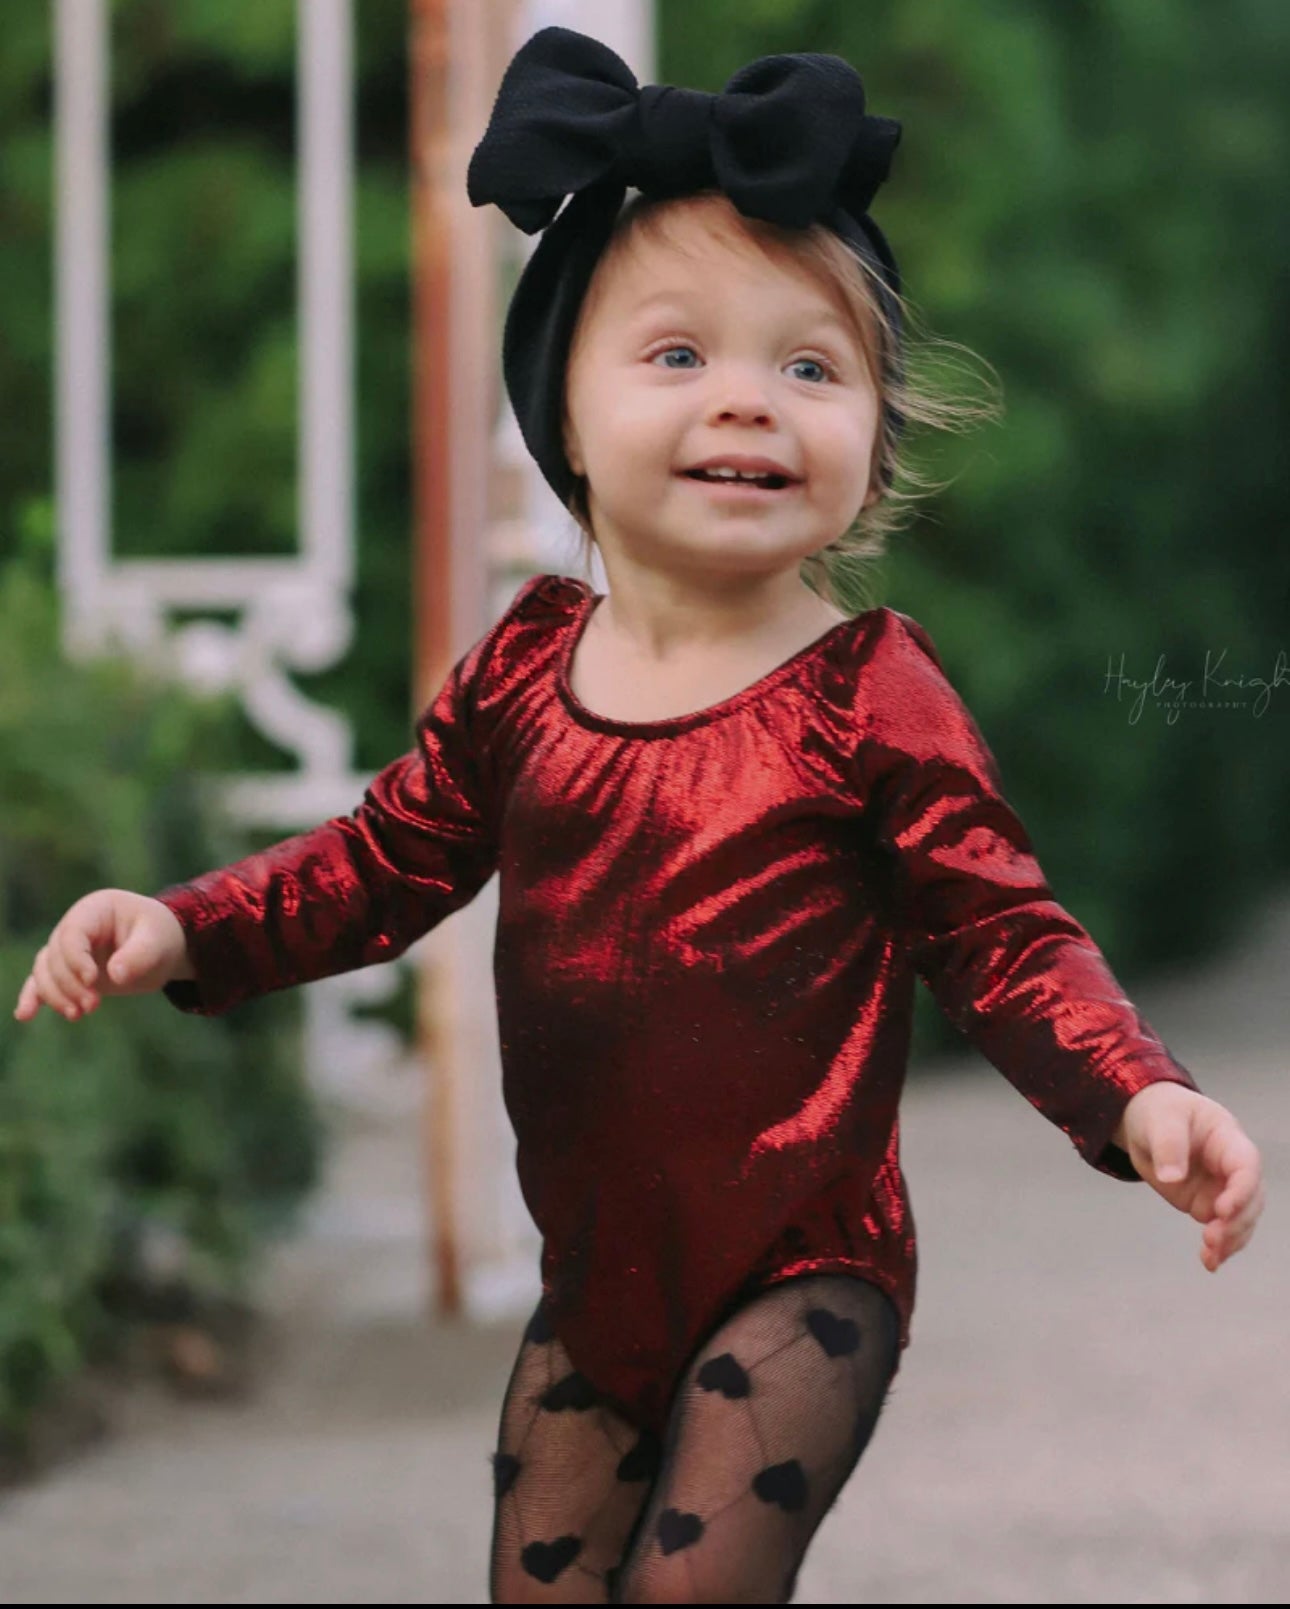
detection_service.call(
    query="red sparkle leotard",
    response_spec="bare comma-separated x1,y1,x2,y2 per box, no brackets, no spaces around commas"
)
155,572,1200,1434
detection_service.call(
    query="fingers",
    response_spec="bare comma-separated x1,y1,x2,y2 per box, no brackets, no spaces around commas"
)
15,938,98,1023
1202,1178,1265,1269
1213,1144,1264,1234
71,929,100,991
48,940,98,1016
1221,1176,1265,1240
1214,1142,1261,1217
34,945,81,1020
1191,1116,1265,1270
1202,1223,1249,1271
14,973,40,1020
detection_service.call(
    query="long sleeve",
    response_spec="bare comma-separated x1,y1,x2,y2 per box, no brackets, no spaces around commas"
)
858,609,1200,1181
154,616,506,1019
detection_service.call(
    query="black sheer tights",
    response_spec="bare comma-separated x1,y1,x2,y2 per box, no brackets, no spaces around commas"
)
488,1273,901,1604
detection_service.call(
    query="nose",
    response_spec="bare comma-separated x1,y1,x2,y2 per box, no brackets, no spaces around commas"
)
706,364,777,427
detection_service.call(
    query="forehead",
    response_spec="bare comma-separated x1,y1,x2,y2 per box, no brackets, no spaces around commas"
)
587,203,853,329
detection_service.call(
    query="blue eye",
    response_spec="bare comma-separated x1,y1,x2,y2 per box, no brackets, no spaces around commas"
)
648,345,837,381
789,357,832,383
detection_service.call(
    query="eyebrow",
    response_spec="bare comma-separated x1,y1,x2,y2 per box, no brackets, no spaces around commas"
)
625,293,861,347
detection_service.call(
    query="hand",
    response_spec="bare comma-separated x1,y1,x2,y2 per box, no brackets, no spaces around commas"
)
1117,1083,1265,1272
12,890,195,1023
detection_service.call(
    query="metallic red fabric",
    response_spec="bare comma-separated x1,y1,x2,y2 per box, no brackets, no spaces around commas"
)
156,572,1200,1434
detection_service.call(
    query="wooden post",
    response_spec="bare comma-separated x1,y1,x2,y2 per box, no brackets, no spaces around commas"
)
409,0,647,1322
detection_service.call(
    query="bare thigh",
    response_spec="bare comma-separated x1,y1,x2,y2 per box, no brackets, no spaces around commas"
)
489,1299,662,1605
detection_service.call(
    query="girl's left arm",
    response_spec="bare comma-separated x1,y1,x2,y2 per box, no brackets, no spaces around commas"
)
856,610,1263,1267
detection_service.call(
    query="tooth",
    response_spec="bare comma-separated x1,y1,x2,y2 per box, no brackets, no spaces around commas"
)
692,466,781,482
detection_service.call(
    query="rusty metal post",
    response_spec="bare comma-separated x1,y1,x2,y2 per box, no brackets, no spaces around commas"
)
409,0,463,1316
409,0,521,1319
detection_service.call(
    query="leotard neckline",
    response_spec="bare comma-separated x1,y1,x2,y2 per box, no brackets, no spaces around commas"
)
553,575,877,741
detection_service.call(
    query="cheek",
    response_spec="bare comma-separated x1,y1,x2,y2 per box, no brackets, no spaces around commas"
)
584,389,681,473
801,412,874,484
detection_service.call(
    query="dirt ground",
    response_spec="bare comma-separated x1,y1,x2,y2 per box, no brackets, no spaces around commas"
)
0,893,1285,1604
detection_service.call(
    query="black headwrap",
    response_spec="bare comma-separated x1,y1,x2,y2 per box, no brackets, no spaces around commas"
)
467,26,905,511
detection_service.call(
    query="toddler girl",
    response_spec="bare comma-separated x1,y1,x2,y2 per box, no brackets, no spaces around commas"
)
14,28,1264,1606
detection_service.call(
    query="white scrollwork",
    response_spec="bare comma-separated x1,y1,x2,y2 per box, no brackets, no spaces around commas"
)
53,0,652,1325
53,0,401,1123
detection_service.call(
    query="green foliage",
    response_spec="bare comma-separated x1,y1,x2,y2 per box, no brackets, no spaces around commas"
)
0,0,1285,1079
0,527,322,1446
655,0,1290,1059
0,0,414,768
664,0,1290,988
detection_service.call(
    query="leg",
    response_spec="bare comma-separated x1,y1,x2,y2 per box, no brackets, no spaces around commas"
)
489,1297,662,1604
609,1273,901,1605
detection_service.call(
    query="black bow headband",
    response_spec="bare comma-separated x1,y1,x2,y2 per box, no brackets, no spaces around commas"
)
468,26,906,513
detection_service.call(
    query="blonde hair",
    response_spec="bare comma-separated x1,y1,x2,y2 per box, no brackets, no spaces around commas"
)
560,189,1003,612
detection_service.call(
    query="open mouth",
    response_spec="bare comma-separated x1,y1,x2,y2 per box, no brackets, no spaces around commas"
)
681,469,798,492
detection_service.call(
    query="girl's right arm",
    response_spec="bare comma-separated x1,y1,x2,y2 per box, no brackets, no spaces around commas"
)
13,888,196,1023
14,621,506,1024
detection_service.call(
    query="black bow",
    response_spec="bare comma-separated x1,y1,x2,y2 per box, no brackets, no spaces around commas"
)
467,26,901,237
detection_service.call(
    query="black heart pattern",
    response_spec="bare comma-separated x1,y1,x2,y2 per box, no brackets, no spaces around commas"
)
657,1507,704,1555
521,1533,582,1583
540,1370,599,1412
524,1304,554,1345
805,1306,860,1357
491,1451,520,1499
616,1429,662,1483
752,1458,809,1513
696,1351,751,1399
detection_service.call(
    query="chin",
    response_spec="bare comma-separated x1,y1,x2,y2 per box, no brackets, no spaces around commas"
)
676,539,822,578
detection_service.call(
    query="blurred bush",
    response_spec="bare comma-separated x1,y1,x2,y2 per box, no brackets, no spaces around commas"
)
0,513,322,1458
0,0,414,771
0,0,1285,1074
664,0,1290,987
